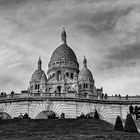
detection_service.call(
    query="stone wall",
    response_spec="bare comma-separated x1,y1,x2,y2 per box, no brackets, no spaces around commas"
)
0,97,137,124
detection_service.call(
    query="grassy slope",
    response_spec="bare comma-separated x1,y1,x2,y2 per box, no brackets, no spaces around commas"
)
0,119,140,140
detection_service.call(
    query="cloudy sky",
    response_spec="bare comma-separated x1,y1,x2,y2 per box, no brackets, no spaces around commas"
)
0,0,140,96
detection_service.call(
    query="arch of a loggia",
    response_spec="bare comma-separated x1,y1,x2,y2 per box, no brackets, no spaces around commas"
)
0,112,12,119
35,110,59,119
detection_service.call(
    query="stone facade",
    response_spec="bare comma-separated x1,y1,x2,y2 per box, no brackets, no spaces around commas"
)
0,97,133,124
29,29,101,98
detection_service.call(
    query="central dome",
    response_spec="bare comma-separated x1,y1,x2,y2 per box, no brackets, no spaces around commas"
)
49,43,78,65
48,28,79,74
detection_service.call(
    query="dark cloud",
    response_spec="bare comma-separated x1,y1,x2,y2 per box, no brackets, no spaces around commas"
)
0,0,27,7
98,43,140,71
77,6,133,35
0,74,22,88
0,0,139,94
109,43,140,61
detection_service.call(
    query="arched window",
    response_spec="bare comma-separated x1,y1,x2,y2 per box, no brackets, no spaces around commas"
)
83,83,86,88
52,73,55,77
57,71,61,81
66,72,69,77
90,84,93,89
86,83,88,88
35,84,38,89
57,86,61,93
38,84,40,89
70,73,73,79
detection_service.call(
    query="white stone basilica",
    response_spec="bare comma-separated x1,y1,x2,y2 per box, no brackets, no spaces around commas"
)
0,29,137,122
29,29,103,98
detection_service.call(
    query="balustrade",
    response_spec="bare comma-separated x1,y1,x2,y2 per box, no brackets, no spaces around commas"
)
0,92,140,102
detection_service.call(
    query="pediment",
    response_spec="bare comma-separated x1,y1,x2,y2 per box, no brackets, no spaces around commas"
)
47,77,56,84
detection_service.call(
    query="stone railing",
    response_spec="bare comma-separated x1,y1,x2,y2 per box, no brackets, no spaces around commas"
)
0,92,140,102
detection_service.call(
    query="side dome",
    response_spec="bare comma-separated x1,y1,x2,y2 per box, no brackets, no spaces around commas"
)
79,68,93,81
31,57,46,82
31,69,44,82
78,57,94,81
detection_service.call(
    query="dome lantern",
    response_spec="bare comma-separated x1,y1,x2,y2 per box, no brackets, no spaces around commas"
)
38,57,42,70
61,27,67,44
83,56,87,68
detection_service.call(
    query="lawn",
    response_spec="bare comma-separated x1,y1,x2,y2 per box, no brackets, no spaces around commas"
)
0,119,139,140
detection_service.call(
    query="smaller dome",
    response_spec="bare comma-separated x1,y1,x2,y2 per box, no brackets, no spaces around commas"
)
31,57,45,82
79,67,93,81
31,69,44,82
78,57,94,81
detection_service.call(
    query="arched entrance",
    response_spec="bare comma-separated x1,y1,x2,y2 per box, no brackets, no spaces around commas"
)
86,112,94,119
57,86,61,93
35,110,58,119
56,70,62,81
0,112,12,119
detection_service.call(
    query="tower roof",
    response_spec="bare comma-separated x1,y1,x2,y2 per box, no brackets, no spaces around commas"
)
79,57,93,81
31,58,45,82
49,43,78,65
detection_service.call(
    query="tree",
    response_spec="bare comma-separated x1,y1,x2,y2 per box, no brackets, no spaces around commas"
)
60,113,65,119
80,113,85,118
114,116,123,131
134,106,139,120
124,114,138,133
94,110,100,120
129,105,134,114
104,93,108,99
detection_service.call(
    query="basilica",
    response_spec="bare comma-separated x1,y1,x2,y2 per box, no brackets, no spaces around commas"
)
29,29,103,98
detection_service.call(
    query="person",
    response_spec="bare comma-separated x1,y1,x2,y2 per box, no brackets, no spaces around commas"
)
60,113,65,119
11,91,14,98
126,95,129,100
80,113,85,118
23,113,29,119
129,104,134,114
134,106,139,120
118,94,121,100
19,113,23,119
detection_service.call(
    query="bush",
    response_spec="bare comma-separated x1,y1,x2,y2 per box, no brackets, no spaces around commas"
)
124,114,138,133
94,110,100,120
60,113,65,119
114,115,123,131
79,113,86,118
